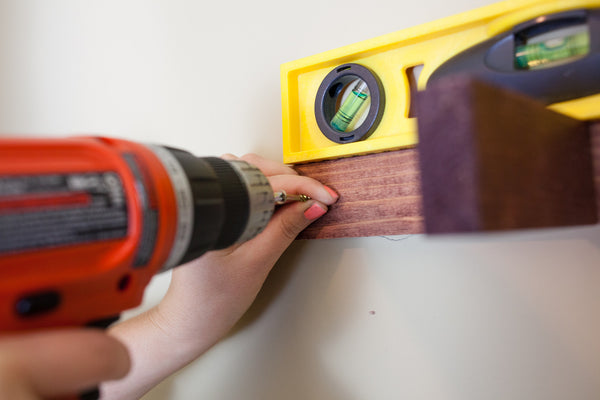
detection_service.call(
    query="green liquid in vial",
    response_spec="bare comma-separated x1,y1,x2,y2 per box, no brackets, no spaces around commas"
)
515,30,590,70
330,82,369,132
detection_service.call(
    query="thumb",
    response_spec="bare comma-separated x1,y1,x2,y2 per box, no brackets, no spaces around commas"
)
276,200,328,242
0,329,130,399
242,200,328,260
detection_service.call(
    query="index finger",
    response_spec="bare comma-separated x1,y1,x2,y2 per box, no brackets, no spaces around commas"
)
239,153,298,177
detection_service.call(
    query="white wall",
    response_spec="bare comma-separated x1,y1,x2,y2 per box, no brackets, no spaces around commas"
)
1,1,599,399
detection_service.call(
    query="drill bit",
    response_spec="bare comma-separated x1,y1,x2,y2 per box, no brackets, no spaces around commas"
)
274,190,311,205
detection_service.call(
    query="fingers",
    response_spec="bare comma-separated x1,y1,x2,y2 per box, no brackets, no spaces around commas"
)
220,153,239,161
220,154,338,204
238,173,338,265
221,153,297,177
0,329,130,398
216,153,339,264
249,171,338,258
238,199,328,268
270,200,329,242
242,154,298,176
268,174,338,206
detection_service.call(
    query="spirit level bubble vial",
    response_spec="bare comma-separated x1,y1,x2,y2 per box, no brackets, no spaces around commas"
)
281,0,600,164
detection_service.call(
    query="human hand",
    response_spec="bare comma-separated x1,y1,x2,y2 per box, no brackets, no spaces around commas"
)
0,329,129,400
153,153,339,354
103,154,338,399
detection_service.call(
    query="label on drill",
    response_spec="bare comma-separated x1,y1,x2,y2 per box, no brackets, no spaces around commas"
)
122,153,160,268
144,144,194,271
0,172,128,254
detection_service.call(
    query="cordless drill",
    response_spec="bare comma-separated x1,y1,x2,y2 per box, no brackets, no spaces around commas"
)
0,136,280,331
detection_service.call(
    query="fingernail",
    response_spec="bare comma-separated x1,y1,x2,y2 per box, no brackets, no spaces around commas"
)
304,203,327,220
324,186,339,202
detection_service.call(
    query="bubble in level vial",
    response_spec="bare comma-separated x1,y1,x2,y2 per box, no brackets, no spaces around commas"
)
330,80,369,132
515,30,590,70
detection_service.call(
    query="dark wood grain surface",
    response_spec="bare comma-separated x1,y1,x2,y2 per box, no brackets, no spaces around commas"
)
295,149,424,239
295,79,600,240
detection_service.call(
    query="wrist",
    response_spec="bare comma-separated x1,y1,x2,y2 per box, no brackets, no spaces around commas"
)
148,288,237,360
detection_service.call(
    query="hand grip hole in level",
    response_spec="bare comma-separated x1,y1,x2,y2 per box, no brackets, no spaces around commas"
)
406,64,424,118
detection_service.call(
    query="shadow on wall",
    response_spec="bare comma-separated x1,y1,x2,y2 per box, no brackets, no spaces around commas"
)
141,238,361,400
226,239,361,400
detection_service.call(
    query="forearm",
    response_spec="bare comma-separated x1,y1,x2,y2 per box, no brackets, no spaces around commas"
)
100,308,187,400
102,303,215,398
100,262,249,400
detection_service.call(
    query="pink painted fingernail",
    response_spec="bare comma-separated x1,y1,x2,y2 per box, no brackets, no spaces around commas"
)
324,186,339,201
304,203,327,220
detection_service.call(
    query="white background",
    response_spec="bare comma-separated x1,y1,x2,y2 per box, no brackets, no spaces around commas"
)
1,1,599,399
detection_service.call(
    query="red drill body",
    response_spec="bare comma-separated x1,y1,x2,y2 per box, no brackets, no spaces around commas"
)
0,136,275,331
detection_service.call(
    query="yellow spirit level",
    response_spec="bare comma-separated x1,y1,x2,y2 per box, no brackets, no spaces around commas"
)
281,0,600,164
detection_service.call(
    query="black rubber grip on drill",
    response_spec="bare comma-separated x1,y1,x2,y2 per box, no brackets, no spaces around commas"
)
203,157,250,249
164,149,249,264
